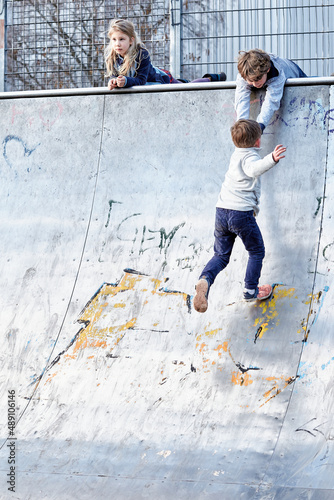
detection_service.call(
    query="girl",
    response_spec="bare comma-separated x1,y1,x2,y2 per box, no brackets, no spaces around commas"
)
105,19,174,89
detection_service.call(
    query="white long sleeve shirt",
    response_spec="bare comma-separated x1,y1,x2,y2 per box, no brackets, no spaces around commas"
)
216,147,277,215
235,54,306,128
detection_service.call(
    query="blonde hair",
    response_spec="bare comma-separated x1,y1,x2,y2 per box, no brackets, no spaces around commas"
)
230,119,262,148
105,19,144,77
237,49,271,81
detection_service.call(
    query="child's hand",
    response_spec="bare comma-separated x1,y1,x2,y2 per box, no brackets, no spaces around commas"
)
108,79,117,90
272,144,286,162
116,76,126,87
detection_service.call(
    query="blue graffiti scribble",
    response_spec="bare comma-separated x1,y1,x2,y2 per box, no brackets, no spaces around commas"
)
297,361,308,379
2,135,40,171
274,98,334,135
324,108,334,133
321,357,334,371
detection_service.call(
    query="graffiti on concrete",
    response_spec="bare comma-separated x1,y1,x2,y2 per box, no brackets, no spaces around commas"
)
30,274,329,410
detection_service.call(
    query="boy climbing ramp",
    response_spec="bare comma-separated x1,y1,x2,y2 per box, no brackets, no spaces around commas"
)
194,119,286,313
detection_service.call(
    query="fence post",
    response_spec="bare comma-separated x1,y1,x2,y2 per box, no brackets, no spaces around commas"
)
0,1,4,91
170,0,181,79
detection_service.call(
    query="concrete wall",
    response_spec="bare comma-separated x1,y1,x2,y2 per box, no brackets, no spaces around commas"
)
0,82,333,499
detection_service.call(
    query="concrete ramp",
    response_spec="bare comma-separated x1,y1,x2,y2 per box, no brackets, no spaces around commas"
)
0,81,334,499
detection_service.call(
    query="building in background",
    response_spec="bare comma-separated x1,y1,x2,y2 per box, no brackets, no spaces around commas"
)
1,0,333,92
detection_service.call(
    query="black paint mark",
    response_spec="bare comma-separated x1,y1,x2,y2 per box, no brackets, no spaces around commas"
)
254,326,263,344
286,375,299,386
31,269,192,384
191,364,196,372
30,319,90,385
139,222,186,256
235,362,261,373
295,418,327,438
129,327,169,333
117,213,141,244
159,286,192,314
314,197,325,218
323,242,334,262
105,200,122,228
123,268,149,276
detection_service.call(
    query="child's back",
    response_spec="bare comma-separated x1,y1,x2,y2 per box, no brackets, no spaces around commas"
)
217,146,277,216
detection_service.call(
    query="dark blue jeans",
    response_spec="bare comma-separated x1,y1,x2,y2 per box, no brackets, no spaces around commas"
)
200,208,265,290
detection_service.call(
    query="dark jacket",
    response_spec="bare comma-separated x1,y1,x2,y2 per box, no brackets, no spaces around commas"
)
114,48,170,87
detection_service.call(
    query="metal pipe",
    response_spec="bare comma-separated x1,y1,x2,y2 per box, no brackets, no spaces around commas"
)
0,76,333,100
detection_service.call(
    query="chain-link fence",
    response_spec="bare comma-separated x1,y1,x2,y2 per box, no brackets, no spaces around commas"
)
4,0,169,91
4,0,334,91
178,0,334,81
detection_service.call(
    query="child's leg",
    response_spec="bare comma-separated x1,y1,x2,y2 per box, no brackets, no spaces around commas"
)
235,212,265,291
194,208,235,312
199,208,236,286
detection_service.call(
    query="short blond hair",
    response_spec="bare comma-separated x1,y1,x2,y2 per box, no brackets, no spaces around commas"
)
231,119,262,148
237,49,271,81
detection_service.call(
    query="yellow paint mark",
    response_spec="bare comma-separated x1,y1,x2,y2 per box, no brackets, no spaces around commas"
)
253,286,297,341
114,303,126,308
259,375,295,407
256,322,268,339
45,372,58,384
232,371,253,386
64,354,76,360
204,327,223,338
198,342,207,353
214,342,229,359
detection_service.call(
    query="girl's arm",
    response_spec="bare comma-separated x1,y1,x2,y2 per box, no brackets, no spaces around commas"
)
123,48,151,87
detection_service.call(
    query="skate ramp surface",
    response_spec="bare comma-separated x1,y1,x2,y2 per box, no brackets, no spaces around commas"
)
0,80,334,499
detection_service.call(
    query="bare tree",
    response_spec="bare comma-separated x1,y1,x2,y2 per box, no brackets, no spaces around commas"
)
5,0,170,91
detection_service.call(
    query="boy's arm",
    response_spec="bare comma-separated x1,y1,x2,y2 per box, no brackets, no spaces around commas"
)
256,73,286,128
235,73,252,120
243,146,286,177
242,151,277,178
